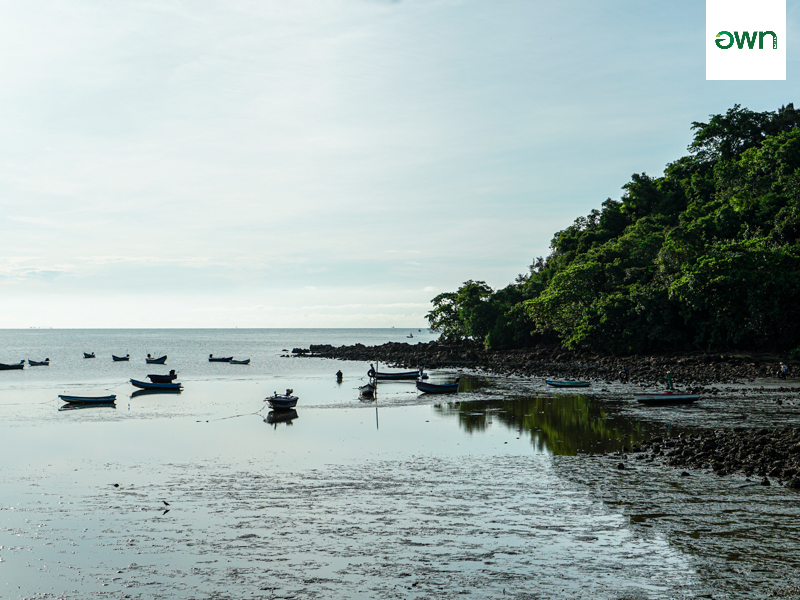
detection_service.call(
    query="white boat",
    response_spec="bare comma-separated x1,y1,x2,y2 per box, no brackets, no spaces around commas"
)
265,389,298,409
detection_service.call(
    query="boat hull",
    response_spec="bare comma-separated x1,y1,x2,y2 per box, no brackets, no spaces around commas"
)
59,394,117,404
145,356,167,364
28,360,49,366
374,371,428,380
0,362,24,370
112,355,130,362
416,381,459,394
147,372,177,383
209,356,233,362
230,359,250,365
130,379,182,390
545,380,590,388
267,395,298,409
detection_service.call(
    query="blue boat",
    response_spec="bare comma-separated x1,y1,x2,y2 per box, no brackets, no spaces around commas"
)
545,380,590,388
59,394,117,404
130,379,182,391
416,379,459,394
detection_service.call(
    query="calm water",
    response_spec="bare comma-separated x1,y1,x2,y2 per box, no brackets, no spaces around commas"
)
1,330,799,599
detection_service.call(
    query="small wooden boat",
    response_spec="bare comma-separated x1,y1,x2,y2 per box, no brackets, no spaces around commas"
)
84,352,95,359
359,382,376,397
230,358,250,365
28,359,50,366
266,409,298,424
369,369,428,380
112,354,130,362
145,354,167,364
59,394,117,404
130,379,182,391
634,392,700,406
0,360,24,370
209,354,233,362
407,334,414,338
545,380,590,388
265,389,298,409
147,370,177,383
416,379,459,394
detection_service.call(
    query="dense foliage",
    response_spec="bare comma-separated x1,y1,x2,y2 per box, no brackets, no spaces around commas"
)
427,104,800,354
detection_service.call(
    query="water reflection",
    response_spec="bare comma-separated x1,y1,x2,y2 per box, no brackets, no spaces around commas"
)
58,402,117,412
435,394,664,455
265,409,298,428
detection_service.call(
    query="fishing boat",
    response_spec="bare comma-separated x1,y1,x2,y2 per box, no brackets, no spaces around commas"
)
367,366,428,381
416,379,459,394
230,358,250,365
0,360,24,370
130,379,182,391
545,380,590,388
112,354,130,362
265,389,298,409
146,354,167,364
359,382,376,397
147,370,177,383
58,394,117,404
634,391,700,406
28,359,50,366
209,354,233,362
83,352,95,359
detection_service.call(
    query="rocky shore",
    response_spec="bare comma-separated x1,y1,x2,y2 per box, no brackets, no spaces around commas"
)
293,339,796,388
632,427,800,489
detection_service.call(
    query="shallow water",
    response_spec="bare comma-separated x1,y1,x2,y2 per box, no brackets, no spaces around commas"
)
1,330,799,599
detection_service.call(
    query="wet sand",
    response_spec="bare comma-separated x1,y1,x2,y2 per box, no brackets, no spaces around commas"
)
2,370,800,598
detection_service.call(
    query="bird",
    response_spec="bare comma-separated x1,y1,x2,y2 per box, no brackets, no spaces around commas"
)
162,500,170,506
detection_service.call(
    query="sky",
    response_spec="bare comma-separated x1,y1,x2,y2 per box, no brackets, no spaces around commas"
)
0,0,797,328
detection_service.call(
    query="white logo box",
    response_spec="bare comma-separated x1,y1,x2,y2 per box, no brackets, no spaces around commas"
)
706,0,785,80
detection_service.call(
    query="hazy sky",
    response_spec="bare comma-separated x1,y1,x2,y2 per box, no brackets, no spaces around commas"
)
1,0,797,327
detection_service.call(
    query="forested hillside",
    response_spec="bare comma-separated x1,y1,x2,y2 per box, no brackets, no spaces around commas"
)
427,104,800,355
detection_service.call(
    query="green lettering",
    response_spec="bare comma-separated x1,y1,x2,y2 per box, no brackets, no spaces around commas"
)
715,31,734,50
759,31,778,49
734,31,758,49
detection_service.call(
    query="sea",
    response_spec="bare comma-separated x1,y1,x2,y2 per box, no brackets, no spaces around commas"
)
1,329,799,599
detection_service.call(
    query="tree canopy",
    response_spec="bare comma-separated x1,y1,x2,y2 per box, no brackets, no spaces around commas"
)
427,103,800,354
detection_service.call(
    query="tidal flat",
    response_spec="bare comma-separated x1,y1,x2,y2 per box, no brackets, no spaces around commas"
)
2,364,800,599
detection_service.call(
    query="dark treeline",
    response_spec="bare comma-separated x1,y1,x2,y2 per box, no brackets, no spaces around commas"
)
428,104,800,355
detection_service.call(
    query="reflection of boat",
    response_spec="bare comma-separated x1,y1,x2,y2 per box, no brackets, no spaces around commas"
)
83,352,95,359
146,355,167,364
131,388,182,398
545,380,590,388
59,402,116,411
266,389,298,409
29,359,50,366
112,354,130,361
416,379,459,394
59,394,116,404
634,392,700,406
130,379,182,391
230,358,250,365
147,370,177,383
266,409,298,424
209,355,233,362
0,360,24,370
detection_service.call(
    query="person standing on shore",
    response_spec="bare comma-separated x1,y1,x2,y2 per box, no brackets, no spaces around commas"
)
779,362,789,379
618,366,628,383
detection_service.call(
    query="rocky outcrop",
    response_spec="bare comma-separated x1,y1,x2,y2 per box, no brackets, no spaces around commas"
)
295,340,795,387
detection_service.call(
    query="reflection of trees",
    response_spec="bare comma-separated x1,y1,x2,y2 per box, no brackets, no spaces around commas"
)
434,395,653,456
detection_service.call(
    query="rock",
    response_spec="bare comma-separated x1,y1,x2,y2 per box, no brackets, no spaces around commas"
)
617,462,626,470
761,477,771,486
681,471,690,477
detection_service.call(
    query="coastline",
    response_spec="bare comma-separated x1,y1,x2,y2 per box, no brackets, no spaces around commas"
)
297,339,798,389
